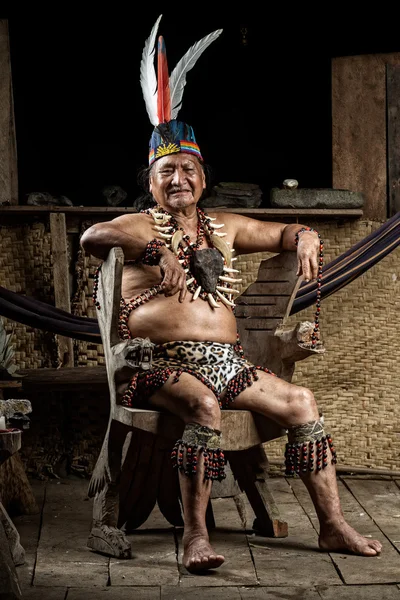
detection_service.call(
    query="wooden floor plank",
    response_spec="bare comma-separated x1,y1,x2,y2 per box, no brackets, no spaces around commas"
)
317,584,400,599
162,586,242,600
34,562,109,587
178,497,257,587
110,504,178,586
240,587,323,599
248,503,341,586
14,480,46,589
34,478,106,564
32,478,109,587
14,588,67,600
68,587,161,599
239,477,341,586
344,478,400,550
289,476,400,584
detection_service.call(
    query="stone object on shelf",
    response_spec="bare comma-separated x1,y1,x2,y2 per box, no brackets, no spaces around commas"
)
270,187,364,209
283,179,299,190
101,185,128,206
26,192,73,207
200,182,263,208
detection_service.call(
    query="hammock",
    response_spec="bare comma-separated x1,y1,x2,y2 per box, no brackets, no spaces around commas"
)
0,212,399,343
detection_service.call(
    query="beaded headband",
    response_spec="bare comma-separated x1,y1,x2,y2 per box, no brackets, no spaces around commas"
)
140,15,222,165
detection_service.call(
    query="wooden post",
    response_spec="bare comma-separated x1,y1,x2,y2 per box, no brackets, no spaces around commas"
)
50,212,74,367
387,64,400,217
0,19,18,205
332,52,400,221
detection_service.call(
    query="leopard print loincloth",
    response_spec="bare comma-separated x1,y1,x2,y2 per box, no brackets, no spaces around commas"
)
121,340,275,409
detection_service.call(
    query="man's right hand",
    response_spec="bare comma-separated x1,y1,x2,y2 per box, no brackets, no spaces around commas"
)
158,247,188,302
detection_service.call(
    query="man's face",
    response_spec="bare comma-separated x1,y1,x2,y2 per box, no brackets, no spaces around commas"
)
149,153,206,211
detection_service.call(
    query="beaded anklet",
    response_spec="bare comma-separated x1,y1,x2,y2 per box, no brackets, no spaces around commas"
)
294,227,324,349
284,418,337,476
171,423,226,481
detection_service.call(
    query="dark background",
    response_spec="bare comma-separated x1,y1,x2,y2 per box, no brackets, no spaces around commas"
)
6,10,400,207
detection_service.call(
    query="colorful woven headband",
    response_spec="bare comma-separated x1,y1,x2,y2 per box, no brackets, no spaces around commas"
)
140,15,222,166
148,120,202,165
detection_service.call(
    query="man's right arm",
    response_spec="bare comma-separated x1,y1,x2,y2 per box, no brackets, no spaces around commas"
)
80,214,151,260
80,214,188,300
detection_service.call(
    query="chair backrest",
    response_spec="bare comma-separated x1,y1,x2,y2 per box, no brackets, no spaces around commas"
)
96,246,125,399
235,251,301,377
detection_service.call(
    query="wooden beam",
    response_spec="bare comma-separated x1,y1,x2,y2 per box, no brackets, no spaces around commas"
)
387,64,400,217
20,366,107,390
0,205,364,218
0,20,18,205
49,213,74,367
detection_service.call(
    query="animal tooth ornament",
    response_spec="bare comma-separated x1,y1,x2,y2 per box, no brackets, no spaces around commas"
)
140,14,222,164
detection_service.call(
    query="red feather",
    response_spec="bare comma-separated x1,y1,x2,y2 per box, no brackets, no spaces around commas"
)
157,36,171,124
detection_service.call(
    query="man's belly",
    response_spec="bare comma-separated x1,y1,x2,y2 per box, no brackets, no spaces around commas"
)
126,293,238,344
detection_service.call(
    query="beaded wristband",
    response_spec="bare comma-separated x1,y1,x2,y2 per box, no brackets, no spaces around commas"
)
142,238,166,265
294,227,324,350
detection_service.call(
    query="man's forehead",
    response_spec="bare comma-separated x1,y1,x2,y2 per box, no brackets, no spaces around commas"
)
154,154,200,170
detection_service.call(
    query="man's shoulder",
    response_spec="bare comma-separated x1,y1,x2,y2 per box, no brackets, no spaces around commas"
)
111,211,152,225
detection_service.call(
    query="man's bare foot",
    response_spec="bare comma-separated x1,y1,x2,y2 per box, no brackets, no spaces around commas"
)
319,520,382,556
183,532,225,573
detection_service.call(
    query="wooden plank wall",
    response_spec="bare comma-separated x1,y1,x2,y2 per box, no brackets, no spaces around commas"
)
332,52,400,221
49,213,74,367
387,64,400,217
0,20,18,205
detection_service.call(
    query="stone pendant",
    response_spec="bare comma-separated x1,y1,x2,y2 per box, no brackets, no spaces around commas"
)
191,249,224,293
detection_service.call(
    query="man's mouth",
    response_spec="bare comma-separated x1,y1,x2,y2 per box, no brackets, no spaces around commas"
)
169,189,191,196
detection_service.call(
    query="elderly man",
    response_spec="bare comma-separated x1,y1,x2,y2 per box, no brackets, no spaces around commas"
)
80,16,382,573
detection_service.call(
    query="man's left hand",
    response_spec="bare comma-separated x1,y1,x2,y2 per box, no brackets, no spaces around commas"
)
296,231,320,281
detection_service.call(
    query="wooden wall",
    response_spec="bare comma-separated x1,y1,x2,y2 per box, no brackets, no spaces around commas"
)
0,20,18,205
332,52,400,221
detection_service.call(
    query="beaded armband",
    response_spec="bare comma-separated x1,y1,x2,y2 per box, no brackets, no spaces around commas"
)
142,238,166,265
294,227,324,350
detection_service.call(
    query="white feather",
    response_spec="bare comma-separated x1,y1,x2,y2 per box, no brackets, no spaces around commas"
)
140,14,162,126
169,29,223,120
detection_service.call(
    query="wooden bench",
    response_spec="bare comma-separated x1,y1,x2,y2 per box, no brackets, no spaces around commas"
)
87,247,324,559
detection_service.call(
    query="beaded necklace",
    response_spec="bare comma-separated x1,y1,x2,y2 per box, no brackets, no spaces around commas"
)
142,205,242,309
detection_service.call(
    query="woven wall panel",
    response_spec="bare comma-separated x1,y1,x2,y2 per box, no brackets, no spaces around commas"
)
71,220,105,367
0,222,56,368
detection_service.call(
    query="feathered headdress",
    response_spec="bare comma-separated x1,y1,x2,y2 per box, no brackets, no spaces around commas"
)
140,14,222,165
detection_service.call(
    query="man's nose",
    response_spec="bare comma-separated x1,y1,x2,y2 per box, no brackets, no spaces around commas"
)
171,168,185,185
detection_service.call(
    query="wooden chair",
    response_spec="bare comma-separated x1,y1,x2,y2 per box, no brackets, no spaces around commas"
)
87,247,324,559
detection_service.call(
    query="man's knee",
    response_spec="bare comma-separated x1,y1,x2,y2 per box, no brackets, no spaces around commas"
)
186,394,220,428
287,386,319,424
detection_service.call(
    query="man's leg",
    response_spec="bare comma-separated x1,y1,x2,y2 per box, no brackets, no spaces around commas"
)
149,373,225,572
229,372,382,556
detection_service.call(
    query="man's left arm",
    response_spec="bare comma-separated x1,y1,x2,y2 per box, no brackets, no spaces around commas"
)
222,214,321,282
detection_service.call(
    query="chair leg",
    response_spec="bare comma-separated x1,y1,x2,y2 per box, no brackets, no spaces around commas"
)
0,502,25,566
0,518,22,599
227,446,288,538
87,420,132,559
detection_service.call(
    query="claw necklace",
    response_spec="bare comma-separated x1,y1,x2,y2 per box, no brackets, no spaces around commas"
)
143,204,243,310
